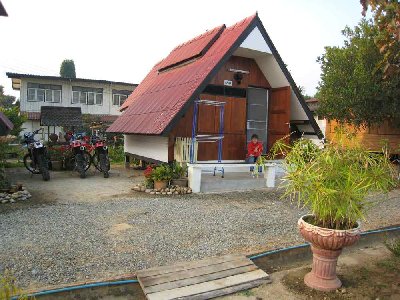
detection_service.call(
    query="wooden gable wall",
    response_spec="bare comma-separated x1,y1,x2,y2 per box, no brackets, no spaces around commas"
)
168,56,271,161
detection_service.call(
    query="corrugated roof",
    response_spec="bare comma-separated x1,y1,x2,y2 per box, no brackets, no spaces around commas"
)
108,15,257,135
99,115,119,123
157,25,225,72
24,112,41,120
40,106,82,127
6,72,137,88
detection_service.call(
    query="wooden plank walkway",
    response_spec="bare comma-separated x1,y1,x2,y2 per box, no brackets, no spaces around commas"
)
136,254,271,300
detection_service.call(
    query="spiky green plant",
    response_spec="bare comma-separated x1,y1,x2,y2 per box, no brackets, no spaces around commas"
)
0,271,32,300
271,131,397,230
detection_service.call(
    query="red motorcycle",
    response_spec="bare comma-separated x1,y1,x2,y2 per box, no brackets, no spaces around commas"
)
91,135,110,178
70,134,92,178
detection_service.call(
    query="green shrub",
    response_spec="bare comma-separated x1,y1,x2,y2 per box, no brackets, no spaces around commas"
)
385,238,400,257
151,164,172,182
108,146,124,163
47,147,63,161
170,161,187,179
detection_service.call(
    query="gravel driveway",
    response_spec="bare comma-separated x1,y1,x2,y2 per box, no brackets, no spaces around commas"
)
1,168,399,290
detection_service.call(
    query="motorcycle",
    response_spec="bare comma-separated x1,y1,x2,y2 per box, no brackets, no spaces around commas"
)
22,128,50,181
91,135,110,178
69,134,92,178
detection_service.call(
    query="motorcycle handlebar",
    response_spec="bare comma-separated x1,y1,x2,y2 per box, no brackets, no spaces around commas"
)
33,128,43,135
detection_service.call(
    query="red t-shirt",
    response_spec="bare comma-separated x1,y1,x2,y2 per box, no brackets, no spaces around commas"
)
247,141,263,158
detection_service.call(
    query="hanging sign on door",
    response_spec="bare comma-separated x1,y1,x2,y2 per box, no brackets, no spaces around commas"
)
223,80,233,86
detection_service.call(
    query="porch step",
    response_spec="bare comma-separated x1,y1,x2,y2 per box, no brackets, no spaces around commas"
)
200,172,267,193
136,254,270,300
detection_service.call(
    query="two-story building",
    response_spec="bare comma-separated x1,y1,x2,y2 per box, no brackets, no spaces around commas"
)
6,72,137,138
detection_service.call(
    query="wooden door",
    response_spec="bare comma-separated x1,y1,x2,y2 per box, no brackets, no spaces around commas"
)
197,95,246,161
267,87,290,151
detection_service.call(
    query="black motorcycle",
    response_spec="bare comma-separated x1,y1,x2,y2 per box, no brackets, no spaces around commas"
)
22,128,50,181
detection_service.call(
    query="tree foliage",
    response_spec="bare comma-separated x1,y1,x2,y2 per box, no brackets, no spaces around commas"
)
59,59,76,78
297,85,312,100
360,0,400,78
0,85,16,108
317,19,400,128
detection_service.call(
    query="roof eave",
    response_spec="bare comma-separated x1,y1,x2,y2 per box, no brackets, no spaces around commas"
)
253,18,324,139
6,72,137,87
0,1,7,16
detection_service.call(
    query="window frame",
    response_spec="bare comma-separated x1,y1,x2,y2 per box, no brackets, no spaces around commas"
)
27,83,62,103
112,93,128,106
72,86,103,106
95,93,103,105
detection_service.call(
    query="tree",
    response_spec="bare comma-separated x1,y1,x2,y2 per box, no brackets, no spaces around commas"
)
60,59,76,78
360,0,400,78
297,85,313,100
317,19,400,128
0,106,27,137
0,85,16,108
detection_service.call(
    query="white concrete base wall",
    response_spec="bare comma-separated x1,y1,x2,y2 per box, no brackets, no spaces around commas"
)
124,134,169,162
188,163,277,193
21,121,62,141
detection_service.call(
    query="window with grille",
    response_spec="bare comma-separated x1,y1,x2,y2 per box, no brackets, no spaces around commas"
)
72,86,103,105
27,83,62,102
112,89,131,106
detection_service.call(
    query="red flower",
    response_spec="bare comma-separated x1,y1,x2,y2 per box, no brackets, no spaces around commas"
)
144,166,153,178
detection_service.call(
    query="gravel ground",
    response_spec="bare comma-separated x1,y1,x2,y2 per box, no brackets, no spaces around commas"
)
0,168,399,290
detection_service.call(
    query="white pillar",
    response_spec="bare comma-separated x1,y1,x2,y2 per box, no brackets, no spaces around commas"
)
188,164,202,193
265,164,276,188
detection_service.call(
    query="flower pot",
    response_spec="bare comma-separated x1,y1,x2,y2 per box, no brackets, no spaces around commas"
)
154,180,167,191
50,160,62,171
298,214,361,292
171,178,188,187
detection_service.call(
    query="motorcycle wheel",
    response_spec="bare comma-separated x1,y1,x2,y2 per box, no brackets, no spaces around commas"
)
84,152,92,171
75,153,86,179
38,154,50,181
92,155,101,172
99,153,110,177
23,153,40,174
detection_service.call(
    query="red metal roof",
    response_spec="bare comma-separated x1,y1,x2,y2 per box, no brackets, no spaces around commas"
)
99,115,119,123
108,14,257,135
157,25,225,72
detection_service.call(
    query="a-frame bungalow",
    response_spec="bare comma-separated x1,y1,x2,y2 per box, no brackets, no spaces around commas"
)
108,14,323,163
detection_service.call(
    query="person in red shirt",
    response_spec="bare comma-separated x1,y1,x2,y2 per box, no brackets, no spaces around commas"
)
246,134,263,172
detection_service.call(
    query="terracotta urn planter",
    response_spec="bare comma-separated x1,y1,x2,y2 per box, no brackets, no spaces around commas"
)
298,215,361,291
154,180,167,191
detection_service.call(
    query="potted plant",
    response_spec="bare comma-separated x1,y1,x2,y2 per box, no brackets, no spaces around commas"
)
151,164,172,190
273,132,396,291
170,161,188,187
143,165,154,189
47,147,63,171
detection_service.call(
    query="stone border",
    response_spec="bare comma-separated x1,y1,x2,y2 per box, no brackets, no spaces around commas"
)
132,183,192,195
0,187,32,204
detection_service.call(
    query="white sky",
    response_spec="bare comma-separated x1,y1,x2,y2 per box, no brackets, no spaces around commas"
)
0,0,364,98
